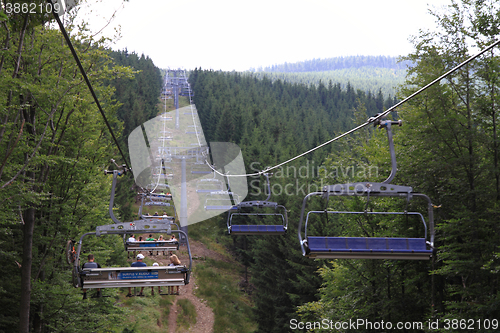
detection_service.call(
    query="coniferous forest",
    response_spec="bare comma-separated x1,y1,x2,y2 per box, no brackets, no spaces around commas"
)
2,0,500,332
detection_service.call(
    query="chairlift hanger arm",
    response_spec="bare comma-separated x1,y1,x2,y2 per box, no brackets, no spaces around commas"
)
104,170,123,224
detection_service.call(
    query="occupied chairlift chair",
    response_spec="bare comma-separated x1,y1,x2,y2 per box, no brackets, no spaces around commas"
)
71,169,192,291
298,120,435,260
73,222,190,291
227,173,288,235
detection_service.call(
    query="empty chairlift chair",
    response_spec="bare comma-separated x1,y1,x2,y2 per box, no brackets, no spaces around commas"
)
202,174,240,211
298,120,435,260
227,173,288,235
204,191,240,211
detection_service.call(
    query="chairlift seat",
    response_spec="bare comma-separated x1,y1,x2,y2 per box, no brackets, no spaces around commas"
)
204,205,238,211
230,225,286,235
80,266,188,289
305,236,432,260
140,215,174,221
196,189,219,193
237,201,278,209
147,194,172,200
126,240,179,252
145,201,170,206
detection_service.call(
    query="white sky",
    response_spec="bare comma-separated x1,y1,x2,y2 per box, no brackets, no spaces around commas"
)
76,0,452,71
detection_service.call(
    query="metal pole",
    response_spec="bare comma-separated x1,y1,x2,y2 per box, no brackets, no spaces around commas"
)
174,71,180,129
180,158,188,244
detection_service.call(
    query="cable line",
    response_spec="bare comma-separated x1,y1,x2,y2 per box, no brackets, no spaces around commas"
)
207,38,500,178
49,0,131,171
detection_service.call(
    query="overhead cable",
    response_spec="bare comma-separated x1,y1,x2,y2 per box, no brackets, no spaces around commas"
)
49,0,131,171
207,38,500,177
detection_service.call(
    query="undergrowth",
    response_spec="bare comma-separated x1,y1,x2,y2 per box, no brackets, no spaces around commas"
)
194,258,257,332
176,298,197,331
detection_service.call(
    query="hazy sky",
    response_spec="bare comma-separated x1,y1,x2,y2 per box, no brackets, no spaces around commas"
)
77,0,451,71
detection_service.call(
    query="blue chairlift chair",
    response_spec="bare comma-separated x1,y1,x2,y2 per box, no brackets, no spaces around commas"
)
298,120,435,260
227,173,288,235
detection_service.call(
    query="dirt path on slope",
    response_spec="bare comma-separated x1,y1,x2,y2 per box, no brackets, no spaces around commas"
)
141,238,232,332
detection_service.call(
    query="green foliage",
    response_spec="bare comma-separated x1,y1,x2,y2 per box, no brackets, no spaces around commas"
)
189,69,394,332
296,1,500,330
0,4,157,332
176,299,197,331
396,0,500,321
194,259,257,332
296,123,434,330
248,67,405,100
248,55,407,100
253,55,409,72
118,294,173,333
107,49,162,143
106,49,163,222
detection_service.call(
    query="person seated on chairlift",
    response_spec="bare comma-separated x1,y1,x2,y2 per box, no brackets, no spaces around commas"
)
168,254,181,295
146,234,156,255
157,235,165,255
150,263,162,296
82,254,101,299
162,211,168,217
170,234,177,242
153,211,159,216
128,234,136,242
127,254,147,297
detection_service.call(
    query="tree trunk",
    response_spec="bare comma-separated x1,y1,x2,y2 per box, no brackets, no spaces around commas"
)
19,206,35,333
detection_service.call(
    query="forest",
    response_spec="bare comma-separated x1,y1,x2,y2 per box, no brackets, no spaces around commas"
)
2,0,500,332
248,55,407,99
248,67,405,101
250,55,411,72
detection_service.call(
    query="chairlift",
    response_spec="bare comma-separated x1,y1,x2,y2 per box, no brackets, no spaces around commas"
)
227,173,288,235
298,120,435,260
203,188,240,211
125,221,180,255
195,182,224,193
72,221,191,290
138,192,175,219
191,167,212,175
72,168,191,290
204,198,239,211
146,192,173,201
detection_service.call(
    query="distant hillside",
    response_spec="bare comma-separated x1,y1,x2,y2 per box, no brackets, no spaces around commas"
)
248,56,410,98
251,55,410,72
